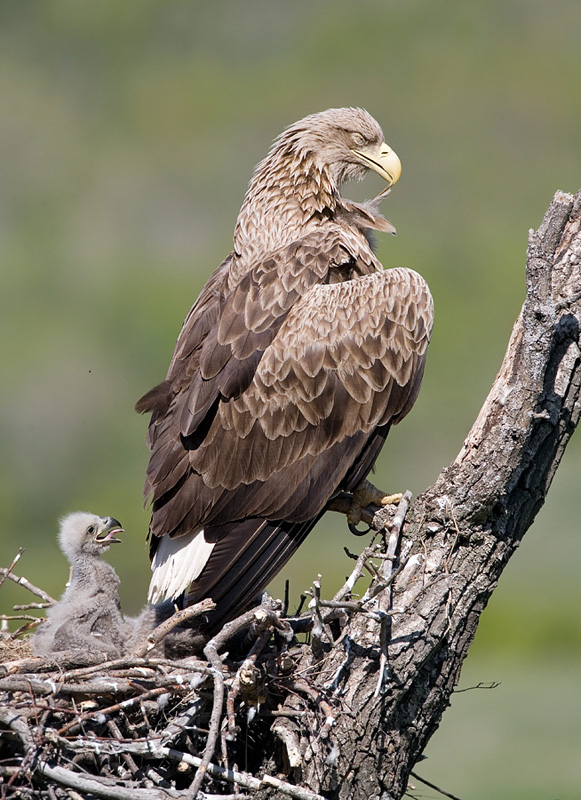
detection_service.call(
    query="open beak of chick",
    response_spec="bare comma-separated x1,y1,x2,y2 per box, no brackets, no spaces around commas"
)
94,517,124,545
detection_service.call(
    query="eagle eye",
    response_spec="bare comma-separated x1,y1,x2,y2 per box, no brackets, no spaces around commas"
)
87,525,95,535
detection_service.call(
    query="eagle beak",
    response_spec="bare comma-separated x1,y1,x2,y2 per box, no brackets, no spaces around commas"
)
352,143,402,188
95,517,124,545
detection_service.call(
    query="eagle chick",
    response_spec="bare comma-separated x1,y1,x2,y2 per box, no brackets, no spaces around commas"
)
33,512,127,659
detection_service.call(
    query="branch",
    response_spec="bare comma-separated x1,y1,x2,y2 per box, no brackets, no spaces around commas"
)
0,564,57,605
252,188,581,798
130,597,216,657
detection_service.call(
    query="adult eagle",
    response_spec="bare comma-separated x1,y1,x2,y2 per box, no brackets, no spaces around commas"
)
136,108,433,632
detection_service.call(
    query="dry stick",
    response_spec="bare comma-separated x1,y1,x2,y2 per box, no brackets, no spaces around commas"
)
226,626,271,738
0,707,35,751
187,606,282,799
286,677,336,740
0,652,202,679
2,667,197,696
57,685,180,736
106,717,172,792
409,770,465,800
35,762,181,800
58,654,208,680
0,562,57,605
0,549,24,592
331,539,379,603
308,574,334,651
131,598,216,657
44,733,326,800
107,719,143,782
374,490,412,697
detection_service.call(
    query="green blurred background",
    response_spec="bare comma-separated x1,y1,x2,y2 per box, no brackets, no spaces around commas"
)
1,1,580,797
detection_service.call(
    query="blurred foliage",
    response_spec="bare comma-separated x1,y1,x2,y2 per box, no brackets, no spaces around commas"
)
1,2,580,797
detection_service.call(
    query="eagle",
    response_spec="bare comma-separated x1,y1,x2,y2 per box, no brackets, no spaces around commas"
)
136,107,433,633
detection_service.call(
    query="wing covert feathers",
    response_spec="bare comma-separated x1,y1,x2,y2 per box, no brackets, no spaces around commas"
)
144,264,432,545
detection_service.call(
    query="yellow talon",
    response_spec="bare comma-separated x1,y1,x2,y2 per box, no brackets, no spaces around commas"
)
346,480,403,525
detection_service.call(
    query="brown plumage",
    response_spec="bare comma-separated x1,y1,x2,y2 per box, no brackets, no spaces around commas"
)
136,108,433,633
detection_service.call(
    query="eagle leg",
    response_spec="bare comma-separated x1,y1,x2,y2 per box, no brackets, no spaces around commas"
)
345,479,403,535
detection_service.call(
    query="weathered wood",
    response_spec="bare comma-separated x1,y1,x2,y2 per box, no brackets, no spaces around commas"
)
253,188,581,799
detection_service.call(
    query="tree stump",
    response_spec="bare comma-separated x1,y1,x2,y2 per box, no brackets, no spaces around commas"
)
252,188,581,799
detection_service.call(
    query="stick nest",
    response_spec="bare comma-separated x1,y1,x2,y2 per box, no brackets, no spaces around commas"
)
0,498,406,800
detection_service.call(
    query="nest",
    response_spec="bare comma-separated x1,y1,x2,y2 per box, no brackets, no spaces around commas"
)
0,498,408,799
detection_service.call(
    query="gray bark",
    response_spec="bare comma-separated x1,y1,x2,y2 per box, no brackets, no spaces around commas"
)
255,188,581,799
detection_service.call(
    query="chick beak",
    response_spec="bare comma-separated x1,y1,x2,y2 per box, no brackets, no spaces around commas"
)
95,517,124,545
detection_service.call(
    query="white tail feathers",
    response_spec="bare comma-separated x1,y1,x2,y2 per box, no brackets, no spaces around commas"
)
148,530,215,604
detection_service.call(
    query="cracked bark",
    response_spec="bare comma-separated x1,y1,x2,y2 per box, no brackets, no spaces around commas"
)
254,188,581,800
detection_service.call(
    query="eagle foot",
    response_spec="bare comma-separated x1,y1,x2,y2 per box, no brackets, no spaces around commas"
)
347,480,403,534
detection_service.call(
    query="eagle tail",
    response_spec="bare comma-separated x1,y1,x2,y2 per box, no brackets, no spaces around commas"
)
185,515,322,635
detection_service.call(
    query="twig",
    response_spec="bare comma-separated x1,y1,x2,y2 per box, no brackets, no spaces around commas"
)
0,707,35,751
308,574,334,653
374,490,412,697
163,744,328,799
48,736,327,800
332,541,380,603
226,627,271,738
0,549,25,592
131,597,216,657
58,654,208,680
187,605,281,799
106,719,143,781
0,562,56,604
57,685,181,735
35,762,181,800
409,770,465,800
453,681,500,693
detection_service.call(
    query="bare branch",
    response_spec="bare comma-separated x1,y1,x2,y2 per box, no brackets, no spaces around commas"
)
130,597,216,657
0,564,57,604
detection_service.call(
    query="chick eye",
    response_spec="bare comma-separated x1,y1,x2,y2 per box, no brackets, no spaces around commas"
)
87,525,95,535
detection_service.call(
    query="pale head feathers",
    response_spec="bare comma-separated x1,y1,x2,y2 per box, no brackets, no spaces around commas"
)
264,107,386,186
58,512,123,563
233,108,389,268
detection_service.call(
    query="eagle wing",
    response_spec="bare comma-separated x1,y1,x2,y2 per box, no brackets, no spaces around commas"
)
139,231,432,623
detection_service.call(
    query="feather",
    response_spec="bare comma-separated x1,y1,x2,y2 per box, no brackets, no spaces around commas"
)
148,529,215,603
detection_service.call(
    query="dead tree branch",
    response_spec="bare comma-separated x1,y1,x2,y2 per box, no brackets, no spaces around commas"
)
250,188,581,798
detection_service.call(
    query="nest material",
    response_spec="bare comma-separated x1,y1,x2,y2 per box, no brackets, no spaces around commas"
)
0,609,326,800
0,499,405,799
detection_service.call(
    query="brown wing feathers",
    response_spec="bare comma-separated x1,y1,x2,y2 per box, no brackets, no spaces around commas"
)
137,108,433,628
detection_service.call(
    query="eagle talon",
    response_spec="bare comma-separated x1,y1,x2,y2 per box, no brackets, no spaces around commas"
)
348,521,372,537
346,480,403,532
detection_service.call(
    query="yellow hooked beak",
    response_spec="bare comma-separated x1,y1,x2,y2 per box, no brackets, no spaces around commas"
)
351,142,402,188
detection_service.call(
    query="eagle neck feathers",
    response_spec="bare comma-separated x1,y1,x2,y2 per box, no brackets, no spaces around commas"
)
233,142,340,274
